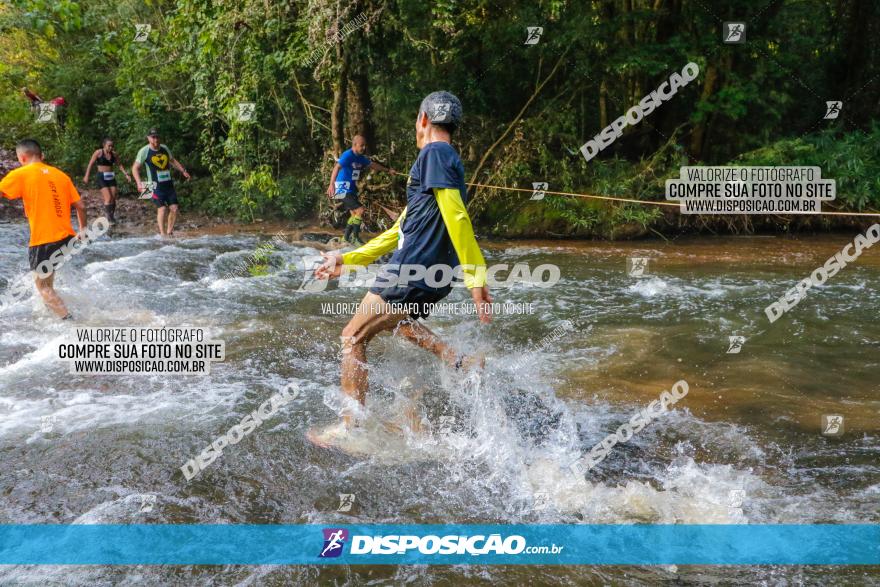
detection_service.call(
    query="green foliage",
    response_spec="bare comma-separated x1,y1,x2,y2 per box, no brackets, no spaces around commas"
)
732,126,880,211
235,165,279,221
248,245,273,276
0,0,877,236
248,263,270,277
542,197,602,233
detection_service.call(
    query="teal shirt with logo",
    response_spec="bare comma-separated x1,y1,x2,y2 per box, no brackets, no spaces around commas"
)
136,144,174,192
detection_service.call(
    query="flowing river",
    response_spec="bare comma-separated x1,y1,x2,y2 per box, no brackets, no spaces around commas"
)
0,219,877,585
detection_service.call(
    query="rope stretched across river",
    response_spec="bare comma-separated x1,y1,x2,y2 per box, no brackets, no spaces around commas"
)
463,181,880,218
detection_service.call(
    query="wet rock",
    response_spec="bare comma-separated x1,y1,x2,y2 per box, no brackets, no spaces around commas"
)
300,232,336,243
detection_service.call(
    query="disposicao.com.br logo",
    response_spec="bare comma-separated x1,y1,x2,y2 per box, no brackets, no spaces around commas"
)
318,528,563,558
319,528,349,558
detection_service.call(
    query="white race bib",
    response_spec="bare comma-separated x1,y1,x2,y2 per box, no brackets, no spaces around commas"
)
334,181,350,195
351,169,361,181
156,170,172,182
102,171,115,180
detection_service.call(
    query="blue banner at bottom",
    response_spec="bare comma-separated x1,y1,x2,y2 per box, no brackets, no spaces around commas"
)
0,525,877,565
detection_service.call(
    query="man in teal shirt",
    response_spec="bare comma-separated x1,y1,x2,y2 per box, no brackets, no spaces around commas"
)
132,128,191,237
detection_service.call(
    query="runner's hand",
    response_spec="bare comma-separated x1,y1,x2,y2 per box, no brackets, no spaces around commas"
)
326,185,335,198
183,170,191,181
315,251,343,280
471,286,493,324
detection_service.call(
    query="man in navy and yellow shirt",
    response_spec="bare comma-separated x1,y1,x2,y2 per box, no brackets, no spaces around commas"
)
308,91,491,447
326,135,396,245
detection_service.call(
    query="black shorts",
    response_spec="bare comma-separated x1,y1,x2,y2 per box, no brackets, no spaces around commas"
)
28,235,75,272
340,193,363,211
370,284,450,320
96,172,117,188
151,186,178,208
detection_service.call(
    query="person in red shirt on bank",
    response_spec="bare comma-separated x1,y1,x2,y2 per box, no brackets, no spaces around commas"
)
21,88,67,128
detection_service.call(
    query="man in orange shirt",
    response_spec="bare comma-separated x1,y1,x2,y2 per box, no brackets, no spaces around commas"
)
0,139,87,319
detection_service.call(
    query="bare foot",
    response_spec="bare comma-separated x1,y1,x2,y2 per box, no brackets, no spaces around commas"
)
306,421,351,449
455,352,486,372
381,420,405,434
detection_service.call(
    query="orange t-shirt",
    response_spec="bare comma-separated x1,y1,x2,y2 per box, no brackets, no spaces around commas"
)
0,161,80,247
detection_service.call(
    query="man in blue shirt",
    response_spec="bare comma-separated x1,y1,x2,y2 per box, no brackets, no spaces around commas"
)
308,91,492,449
326,135,396,245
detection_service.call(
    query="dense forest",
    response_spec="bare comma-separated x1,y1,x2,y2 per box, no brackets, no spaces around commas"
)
1,0,878,237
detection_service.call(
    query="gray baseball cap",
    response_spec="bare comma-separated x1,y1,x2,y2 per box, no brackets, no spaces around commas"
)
419,91,462,127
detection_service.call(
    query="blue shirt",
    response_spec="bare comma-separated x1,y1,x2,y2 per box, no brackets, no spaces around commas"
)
334,149,371,196
384,141,467,293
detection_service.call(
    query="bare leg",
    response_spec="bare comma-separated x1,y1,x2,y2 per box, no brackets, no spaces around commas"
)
307,294,483,448
387,386,425,434
101,187,112,206
338,293,407,425
336,302,484,421
34,273,69,318
167,204,178,235
394,320,458,366
395,320,485,370
156,206,167,236
307,293,408,447
405,403,424,433
340,331,369,411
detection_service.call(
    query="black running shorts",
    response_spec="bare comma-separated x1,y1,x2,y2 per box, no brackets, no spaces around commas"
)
28,235,75,272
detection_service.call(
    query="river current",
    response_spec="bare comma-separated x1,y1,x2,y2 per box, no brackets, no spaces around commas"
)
0,220,877,584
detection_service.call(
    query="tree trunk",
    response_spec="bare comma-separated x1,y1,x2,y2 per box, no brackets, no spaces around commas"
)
836,0,877,128
347,70,376,151
689,61,718,161
331,43,349,157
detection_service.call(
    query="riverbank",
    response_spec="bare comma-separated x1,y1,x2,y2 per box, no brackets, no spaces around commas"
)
1,150,877,242
0,188,371,253
0,172,340,247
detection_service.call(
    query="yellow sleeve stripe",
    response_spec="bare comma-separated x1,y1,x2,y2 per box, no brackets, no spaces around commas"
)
341,208,407,267
435,188,487,289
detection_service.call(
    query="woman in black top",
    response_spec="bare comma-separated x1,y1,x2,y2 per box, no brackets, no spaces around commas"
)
84,137,131,224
